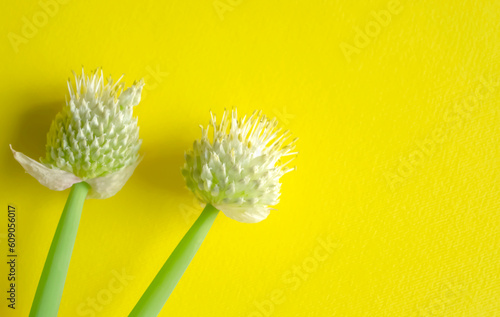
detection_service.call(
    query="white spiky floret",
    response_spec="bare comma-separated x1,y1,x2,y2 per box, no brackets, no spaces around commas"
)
11,68,144,199
182,109,298,223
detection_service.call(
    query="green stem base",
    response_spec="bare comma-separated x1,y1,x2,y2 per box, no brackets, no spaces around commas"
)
129,203,219,317
29,182,89,317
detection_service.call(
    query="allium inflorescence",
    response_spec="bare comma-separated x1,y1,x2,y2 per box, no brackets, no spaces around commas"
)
11,69,144,199
182,109,298,223
42,69,143,179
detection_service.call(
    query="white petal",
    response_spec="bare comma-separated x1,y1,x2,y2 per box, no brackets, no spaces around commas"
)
214,204,270,223
85,157,142,199
10,145,82,191
118,81,144,107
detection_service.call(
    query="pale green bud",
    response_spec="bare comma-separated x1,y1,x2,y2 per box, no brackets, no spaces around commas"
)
11,69,144,199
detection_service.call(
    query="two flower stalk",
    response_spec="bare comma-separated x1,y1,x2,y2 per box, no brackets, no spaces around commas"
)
12,69,298,317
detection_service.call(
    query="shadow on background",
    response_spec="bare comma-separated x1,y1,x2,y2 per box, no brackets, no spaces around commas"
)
6,98,192,200
133,141,190,197
6,100,62,180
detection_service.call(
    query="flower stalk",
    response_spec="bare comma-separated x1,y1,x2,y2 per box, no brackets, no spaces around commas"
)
129,204,219,317
30,181,89,317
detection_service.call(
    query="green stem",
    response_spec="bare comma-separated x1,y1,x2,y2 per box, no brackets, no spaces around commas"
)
29,182,90,317
129,204,219,317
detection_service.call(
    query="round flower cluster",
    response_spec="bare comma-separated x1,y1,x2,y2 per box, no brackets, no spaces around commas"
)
11,69,144,199
182,109,297,223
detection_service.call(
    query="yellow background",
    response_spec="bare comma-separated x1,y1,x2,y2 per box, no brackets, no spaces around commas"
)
1,0,499,316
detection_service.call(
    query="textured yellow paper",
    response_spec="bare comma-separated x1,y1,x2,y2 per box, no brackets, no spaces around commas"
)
1,0,499,316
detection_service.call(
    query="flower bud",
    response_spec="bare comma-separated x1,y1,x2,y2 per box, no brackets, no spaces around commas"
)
182,109,298,223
